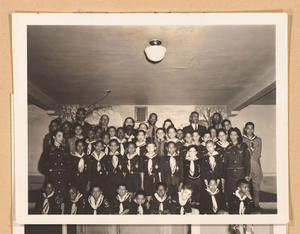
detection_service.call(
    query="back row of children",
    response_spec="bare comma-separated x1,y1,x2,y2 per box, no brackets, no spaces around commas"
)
38,109,263,215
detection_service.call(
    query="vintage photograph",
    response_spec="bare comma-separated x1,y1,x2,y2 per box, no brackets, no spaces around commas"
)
13,13,288,224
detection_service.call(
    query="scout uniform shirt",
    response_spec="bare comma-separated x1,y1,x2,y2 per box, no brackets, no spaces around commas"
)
112,193,131,214
149,193,171,214
201,151,223,181
200,188,227,214
33,191,61,215
39,144,69,200
184,151,201,180
170,192,192,214
124,153,142,193
228,190,255,215
64,193,86,215
130,200,150,214
86,194,111,215
136,140,147,157
89,150,107,189
68,136,84,156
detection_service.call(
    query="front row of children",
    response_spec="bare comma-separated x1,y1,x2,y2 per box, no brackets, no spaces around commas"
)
33,178,256,215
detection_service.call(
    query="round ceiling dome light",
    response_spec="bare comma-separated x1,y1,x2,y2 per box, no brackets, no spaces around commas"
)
144,39,166,63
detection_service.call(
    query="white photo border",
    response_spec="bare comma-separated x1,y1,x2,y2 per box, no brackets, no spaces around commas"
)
13,13,289,225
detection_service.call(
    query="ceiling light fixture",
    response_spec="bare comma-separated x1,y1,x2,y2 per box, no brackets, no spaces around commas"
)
144,39,166,63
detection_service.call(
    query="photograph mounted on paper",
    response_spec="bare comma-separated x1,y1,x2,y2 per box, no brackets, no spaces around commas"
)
12,13,288,224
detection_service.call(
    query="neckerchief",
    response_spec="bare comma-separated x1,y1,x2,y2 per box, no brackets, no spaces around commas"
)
154,193,167,212
178,191,188,215
217,140,229,148
167,152,178,174
207,151,218,171
183,142,192,147
85,139,96,155
103,144,109,155
127,153,138,172
109,151,119,169
167,138,178,143
212,137,219,143
88,195,104,215
186,152,198,176
178,139,185,144
234,190,247,215
125,134,135,142
92,151,105,172
117,193,130,214
243,134,257,142
201,142,206,146
71,193,83,215
74,151,85,173
145,152,156,175
136,140,146,155
117,138,126,155
206,188,220,213
134,199,144,215
42,191,55,215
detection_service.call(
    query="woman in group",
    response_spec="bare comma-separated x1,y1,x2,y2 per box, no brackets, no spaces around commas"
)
223,127,251,199
162,119,175,139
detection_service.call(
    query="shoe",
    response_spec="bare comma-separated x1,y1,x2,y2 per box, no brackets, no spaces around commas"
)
255,205,264,214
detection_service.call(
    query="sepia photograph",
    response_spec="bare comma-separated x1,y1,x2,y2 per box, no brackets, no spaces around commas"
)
13,13,288,224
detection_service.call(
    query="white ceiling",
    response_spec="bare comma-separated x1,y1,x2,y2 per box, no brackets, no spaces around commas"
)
27,25,276,105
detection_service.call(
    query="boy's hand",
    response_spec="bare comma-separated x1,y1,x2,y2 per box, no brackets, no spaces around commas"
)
245,191,252,200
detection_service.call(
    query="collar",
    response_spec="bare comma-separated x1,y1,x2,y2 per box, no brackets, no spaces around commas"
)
206,151,219,157
206,188,220,196
125,134,135,139
71,193,83,203
74,151,85,158
145,152,156,159
201,142,206,146
184,142,192,147
167,138,178,143
243,134,257,141
127,152,138,160
86,139,96,144
167,152,178,157
43,191,55,199
154,193,167,203
234,190,247,201
109,151,120,156
117,193,130,203
117,138,127,144
178,191,188,206
92,151,105,161
136,140,146,147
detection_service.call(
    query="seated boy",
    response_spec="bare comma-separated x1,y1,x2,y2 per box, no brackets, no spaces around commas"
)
64,186,86,215
68,139,90,195
112,183,131,215
200,178,227,215
135,130,147,156
170,185,196,215
180,132,194,159
161,141,184,198
124,142,143,197
130,190,150,215
33,182,61,215
86,185,111,215
228,179,256,215
149,182,171,214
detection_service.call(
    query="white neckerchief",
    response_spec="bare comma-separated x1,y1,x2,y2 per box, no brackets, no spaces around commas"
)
146,152,156,175
234,190,247,215
117,193,130,214
125,134,135,142
117,138,126,155
212,137,218,142
178,139,185,143
136,140,146,155
167,152,178,174
88,195,104,215
127,153,138,172
243,134,257,142
184,142,192,147
217,140,229,149
109,151,119,169
154,193,167,212
71,193,83,215
206,188,220,213
167,138,178,143
134,199,144,215
207,151,218,171
110,136,118,140
74,152,85,173
92,151,105,172
42,191,55,215
178,191,188,215
85,139,96,155
201,142,206,146
186,152,198,176
103,144,109,155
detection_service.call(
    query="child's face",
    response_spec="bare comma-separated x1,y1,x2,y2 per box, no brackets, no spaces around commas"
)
229,131,238,143
177,130,184,140
76,110,85,122
181,189,192,200
127,144,136,155
100,116,109,126
68,188,78,201
92,187,102,200
117,186,127,197
137,132,145,142
238,183,250,196
208,180,217,193
164,121,172,130
74,126,83,136
103,135,110,144
146,144,156,154
210,129,217,139
44,183,54,196
191,113,199,124
126,126,133,135
53,131,64,144
167,143,176,155
156,185,166,197
76,142,85,154
206,142,215,153
95,129,102,139
62,123,71,135
148,114,157,126
117,129,125,139
156,129,165,140
125,118,134,127
109,142,119,153
95,142,104,152
245,125,254,136
87,130,95,140
136,195,146,205
109,128,116,137
139,124,148,132
192,132,200,142
223,121,232,131
167,128,176,139
50,122,59,132
218,131,227,142
202,133,212,143
185,133,193,144
188,147,197,158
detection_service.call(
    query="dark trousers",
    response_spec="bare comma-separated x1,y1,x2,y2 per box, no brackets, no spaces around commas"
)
184,177,203,204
